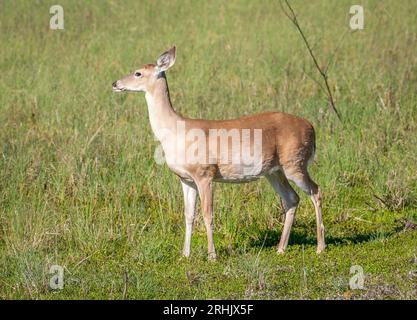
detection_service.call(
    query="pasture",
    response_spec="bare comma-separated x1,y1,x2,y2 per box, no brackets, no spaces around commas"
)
0,0,416,299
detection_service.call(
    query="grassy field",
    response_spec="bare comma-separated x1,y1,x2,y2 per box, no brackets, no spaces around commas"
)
0,0,417,299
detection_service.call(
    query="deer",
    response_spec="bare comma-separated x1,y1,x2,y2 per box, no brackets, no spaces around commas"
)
112,46,325,260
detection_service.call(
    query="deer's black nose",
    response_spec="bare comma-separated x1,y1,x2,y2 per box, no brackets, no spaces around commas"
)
112,81,117,88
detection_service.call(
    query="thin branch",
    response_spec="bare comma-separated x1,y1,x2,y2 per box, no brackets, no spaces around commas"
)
280,0,342,122
123,269,128,299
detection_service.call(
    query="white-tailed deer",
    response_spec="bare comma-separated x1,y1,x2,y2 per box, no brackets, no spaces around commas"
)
112,46,325,260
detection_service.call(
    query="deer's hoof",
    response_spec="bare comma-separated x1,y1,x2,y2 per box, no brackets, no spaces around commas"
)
277,248,285,255
180,255,190,261
208,252,217,261
182,251,191,259
316,245,326,254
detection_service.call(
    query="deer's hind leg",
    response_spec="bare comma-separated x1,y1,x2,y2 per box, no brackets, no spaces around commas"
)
283,167,325,254
266,170,300,253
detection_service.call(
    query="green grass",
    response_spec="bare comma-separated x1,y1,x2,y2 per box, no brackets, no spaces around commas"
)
1,0,417,299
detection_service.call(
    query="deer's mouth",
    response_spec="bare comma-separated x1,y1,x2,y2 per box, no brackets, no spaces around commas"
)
112,81,126,92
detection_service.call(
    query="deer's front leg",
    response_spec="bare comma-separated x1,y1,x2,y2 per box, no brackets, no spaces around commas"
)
196,178,216,261
181,180,197,258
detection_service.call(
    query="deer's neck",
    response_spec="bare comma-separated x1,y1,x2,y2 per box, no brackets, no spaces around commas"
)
144,75,182,142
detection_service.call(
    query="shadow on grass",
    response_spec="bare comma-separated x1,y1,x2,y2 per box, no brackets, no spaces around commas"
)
249,228,394,249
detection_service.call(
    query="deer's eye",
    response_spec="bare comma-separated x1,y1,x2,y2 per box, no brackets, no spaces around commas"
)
134,72,142,77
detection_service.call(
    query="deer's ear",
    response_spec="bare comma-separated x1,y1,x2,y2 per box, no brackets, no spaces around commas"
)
156,46,176,73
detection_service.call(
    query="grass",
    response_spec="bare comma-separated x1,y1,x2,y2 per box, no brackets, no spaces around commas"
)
0,0,417,299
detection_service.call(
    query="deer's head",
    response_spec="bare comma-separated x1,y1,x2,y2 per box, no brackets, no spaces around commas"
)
112,46,176,93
